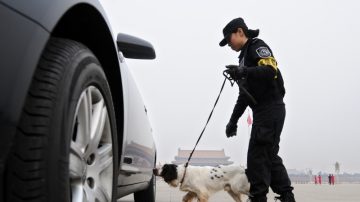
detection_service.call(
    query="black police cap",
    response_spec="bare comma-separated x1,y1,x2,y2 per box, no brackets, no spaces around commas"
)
219,17,259,47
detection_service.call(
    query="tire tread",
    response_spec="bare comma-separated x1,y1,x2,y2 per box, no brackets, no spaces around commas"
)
6,38,89,202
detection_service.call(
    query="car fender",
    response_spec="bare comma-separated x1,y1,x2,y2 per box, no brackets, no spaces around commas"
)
1,0,109,33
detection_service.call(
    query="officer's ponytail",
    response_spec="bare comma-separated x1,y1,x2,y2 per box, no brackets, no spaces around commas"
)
246,29,260,38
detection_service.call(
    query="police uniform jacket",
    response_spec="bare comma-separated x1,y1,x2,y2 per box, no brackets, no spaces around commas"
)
229,38,286,124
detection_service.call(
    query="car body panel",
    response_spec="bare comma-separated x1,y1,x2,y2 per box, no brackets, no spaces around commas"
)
1,0,107,33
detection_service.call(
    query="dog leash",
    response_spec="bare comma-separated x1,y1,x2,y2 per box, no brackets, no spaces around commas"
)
180,76,227,185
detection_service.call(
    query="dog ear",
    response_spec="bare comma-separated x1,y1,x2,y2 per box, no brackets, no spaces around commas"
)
160,164,169,177
160,164,178,183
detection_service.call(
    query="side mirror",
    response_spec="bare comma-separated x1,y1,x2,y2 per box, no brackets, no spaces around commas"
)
116,33,156,60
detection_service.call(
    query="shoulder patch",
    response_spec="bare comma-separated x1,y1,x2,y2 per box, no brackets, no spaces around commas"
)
256,47,272,58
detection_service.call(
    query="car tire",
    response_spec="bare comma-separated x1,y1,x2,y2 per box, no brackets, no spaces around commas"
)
133,175,156,202
5,37,118,202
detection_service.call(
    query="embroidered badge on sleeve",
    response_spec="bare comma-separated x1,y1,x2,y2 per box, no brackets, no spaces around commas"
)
256,47,272,58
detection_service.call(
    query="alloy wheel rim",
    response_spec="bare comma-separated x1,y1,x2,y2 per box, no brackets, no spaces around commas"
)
70,86,113,202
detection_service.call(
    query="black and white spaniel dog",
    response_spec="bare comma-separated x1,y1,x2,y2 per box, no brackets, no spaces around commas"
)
153,164,250,202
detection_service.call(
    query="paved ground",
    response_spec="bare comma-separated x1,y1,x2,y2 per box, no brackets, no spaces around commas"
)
118,178,360,202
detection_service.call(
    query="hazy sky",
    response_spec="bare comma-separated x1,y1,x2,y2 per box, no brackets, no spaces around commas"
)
101,0,360,174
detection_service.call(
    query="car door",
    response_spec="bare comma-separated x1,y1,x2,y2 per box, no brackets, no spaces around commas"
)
118,53,156,185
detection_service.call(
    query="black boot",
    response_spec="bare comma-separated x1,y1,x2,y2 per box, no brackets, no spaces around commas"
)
274,192,296,202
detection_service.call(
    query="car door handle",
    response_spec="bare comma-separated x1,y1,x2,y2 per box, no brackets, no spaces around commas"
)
120,164,141,176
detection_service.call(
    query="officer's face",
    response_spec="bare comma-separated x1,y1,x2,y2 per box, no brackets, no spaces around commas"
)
228,28,248,52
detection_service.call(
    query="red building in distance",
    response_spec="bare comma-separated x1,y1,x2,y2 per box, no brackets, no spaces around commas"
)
172,148,233,166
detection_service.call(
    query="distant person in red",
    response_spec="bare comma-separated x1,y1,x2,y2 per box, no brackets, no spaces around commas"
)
314,175,318,184
318,175,322,185
331,174,335,185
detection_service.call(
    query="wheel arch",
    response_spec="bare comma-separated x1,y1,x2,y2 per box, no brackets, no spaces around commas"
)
51,3,124,159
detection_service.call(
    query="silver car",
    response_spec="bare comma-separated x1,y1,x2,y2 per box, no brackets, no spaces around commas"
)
0,0,157,201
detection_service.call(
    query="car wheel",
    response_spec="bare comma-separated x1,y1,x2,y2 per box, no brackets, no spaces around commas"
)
133,175,156,202
5,37,118,202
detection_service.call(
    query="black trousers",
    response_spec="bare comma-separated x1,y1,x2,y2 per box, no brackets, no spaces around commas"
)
246,103,293,198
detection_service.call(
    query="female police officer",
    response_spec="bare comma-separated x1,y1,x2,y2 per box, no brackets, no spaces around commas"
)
220,17,296,202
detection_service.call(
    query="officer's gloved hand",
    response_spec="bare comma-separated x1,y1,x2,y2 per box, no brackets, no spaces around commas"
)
225,65,246,81
226,121,237,138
